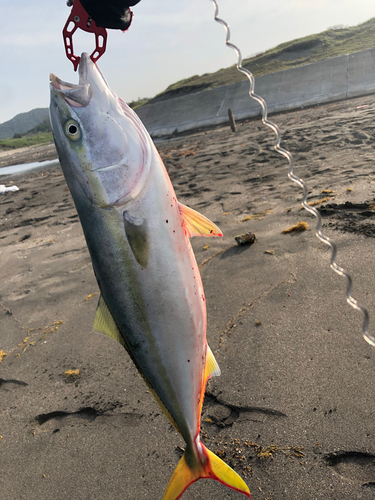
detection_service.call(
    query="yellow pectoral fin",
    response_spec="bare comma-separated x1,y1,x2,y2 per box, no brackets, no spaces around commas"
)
93,295,126,348
179,203,222,237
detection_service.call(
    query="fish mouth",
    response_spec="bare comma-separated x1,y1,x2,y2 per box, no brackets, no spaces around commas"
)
50,53,92,108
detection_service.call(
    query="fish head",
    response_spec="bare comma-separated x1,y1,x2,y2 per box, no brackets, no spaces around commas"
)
49,53,150,208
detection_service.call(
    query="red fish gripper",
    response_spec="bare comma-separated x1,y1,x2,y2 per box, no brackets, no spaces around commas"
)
63,0,107,71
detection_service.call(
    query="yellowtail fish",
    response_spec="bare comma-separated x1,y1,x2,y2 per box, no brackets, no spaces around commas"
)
49,53,250,500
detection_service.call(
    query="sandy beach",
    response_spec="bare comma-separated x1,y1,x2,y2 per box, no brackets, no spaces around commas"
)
0,143,57,169
2,94,375,500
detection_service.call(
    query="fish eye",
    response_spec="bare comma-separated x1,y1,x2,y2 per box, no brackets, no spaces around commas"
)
65,120,81,141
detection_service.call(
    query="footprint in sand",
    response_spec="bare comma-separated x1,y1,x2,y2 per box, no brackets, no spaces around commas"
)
325,451,375,487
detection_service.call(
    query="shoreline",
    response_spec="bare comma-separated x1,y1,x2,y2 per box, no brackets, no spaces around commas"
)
0,93,369,171
2,91,375,499
0,142,58,169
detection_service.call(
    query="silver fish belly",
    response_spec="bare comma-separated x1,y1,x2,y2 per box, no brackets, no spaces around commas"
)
49,53,250,500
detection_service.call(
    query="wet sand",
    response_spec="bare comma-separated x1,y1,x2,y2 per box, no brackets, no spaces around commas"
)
1,94,375,500
0,143,57,169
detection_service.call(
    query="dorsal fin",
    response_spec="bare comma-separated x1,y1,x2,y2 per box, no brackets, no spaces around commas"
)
178,203,222,238
93,295,126,347
93,295,182,434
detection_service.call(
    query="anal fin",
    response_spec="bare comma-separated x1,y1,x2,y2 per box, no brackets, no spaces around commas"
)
198,345,221,421
205,345,221,379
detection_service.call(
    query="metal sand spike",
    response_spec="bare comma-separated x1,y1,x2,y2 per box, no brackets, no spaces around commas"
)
209,0,372,345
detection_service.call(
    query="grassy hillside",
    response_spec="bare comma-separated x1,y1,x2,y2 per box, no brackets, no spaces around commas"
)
3,17,375,138
0,132,53,151
0,108,49,140
149,17,375,104
0,119,53,150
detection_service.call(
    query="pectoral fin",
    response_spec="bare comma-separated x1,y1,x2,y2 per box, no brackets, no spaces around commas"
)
124,213,149,268
179,203,222,237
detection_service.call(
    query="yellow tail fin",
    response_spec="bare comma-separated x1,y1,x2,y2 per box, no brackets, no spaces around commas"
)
163,443,251,500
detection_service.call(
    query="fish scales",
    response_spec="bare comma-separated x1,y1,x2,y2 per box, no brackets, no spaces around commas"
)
49,53,250,500
84,171,204,443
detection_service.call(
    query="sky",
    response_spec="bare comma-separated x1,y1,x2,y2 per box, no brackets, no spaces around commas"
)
1,0,375,124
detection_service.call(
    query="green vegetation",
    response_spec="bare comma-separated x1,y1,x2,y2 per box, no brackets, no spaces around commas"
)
0,108,49,140
0,132,53,150
146,17,375,104
3,17,375,141
17,118,52,136
0,118,53,150
128,98,150,109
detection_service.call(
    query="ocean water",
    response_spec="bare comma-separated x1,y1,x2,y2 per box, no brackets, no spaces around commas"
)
0,159,60,177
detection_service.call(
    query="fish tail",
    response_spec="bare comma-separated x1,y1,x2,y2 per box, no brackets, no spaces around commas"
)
163,442,251,500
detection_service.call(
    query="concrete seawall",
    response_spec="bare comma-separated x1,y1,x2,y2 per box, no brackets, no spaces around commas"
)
136,48,375,137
